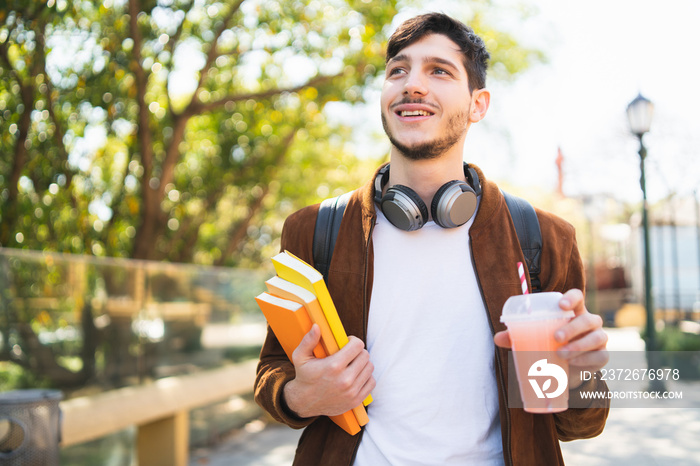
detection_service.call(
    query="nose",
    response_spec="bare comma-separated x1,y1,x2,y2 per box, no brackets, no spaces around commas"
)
403,70,427,97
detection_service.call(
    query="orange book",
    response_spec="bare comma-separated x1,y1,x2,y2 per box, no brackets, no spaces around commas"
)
265,276,340,356
255,292,325,360
255,292,362,435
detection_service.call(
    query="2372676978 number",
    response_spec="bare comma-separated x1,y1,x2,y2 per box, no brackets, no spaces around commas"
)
597,368,680,381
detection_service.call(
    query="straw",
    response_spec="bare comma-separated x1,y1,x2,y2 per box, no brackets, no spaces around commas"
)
517,261,529,295
517,261,533,314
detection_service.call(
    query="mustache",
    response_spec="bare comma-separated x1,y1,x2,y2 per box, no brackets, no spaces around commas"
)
389,97,439,111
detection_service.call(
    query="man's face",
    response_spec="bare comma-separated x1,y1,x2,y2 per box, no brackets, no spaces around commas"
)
380,33,475,161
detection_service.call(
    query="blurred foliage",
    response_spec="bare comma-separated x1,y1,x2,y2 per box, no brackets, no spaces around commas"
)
222,343,263,363
654,326,700,352
654,326,700,379
0,0,543,268
0,360,52,391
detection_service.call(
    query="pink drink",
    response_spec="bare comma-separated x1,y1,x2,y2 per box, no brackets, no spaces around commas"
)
501,293,574,413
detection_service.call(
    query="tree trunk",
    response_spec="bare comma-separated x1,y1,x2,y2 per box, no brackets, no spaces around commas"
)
16,323,87,387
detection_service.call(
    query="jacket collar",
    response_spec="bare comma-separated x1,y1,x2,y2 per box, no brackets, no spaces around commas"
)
469,164,501,232
360,163,385,242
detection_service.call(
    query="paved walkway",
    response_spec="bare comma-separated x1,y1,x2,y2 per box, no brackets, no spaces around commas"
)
191,328,700,466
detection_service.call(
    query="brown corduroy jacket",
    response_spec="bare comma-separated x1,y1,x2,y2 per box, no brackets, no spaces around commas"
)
255,164,609,466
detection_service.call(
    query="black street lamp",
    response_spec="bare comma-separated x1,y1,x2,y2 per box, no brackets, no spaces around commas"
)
626,93,665,390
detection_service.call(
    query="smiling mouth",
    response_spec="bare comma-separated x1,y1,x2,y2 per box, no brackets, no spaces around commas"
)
398,110,433,117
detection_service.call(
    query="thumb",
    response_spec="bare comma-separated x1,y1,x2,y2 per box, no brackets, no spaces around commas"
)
292,324,321,366
493,330,512,349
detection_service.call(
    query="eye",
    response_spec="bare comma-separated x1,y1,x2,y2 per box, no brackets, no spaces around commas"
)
388,67,406,77
433,67,450,76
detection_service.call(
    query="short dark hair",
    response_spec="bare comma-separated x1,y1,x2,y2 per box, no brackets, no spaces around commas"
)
386,13,490,91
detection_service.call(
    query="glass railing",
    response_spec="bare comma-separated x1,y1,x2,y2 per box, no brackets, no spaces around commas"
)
1,248,272,463
0,247,268,394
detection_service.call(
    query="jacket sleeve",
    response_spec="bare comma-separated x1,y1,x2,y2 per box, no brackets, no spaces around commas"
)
253,204,320,429
538,214,610,440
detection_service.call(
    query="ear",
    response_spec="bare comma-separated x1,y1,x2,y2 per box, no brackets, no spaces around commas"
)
468,88,490,123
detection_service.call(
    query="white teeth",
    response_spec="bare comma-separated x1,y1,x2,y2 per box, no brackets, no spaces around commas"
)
400,110,431,117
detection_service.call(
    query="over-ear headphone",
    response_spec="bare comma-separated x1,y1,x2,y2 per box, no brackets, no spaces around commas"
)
374,162,482,231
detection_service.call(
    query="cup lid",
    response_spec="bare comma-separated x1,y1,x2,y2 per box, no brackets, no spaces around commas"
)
500,292,575,323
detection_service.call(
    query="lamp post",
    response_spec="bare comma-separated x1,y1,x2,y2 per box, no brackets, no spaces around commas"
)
582,196,599,316
626,93,664,390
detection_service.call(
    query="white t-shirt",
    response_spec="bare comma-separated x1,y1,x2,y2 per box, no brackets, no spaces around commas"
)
354,206,503,466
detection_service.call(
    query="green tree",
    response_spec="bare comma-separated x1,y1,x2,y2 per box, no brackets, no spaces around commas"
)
1,0,542,267
0,0,398,265
0,0,544,388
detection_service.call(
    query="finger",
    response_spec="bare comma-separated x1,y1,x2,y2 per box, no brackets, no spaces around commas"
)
355,371,376,405
292,324,321,365
347,357,375,404
555,313,604,345
333,347,371,394
345,348,372,382
559,289,586,316
336,336,366,363
323,336,366,376
332,350,372,398
568,349,610,372
560,328,608,354
493,330,512,349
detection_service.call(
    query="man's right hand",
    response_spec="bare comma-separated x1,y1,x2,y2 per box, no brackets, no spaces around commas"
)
283,324,375,418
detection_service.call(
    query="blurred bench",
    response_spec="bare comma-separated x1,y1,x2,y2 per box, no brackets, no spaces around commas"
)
60,359,258,466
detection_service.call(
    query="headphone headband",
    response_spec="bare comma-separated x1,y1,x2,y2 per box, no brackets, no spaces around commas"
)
374,164,391,205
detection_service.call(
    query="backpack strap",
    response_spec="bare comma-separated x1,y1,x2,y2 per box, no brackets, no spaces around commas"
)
312,189,542,292
502,191,542,292
313,191,353,284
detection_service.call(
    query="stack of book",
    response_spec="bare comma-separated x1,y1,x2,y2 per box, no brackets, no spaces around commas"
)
255,250,372,435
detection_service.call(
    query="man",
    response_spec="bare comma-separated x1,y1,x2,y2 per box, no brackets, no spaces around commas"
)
255,12,609,465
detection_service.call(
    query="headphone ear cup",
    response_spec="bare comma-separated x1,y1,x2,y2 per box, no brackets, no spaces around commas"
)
380,185,429,231
431,181,477,228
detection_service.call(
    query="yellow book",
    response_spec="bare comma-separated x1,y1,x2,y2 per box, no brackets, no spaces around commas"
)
271,250,373,409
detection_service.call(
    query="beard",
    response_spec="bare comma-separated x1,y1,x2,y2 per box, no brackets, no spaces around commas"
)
381,104,470,161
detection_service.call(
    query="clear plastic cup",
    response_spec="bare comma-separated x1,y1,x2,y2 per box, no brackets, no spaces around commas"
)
500,292,574,413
